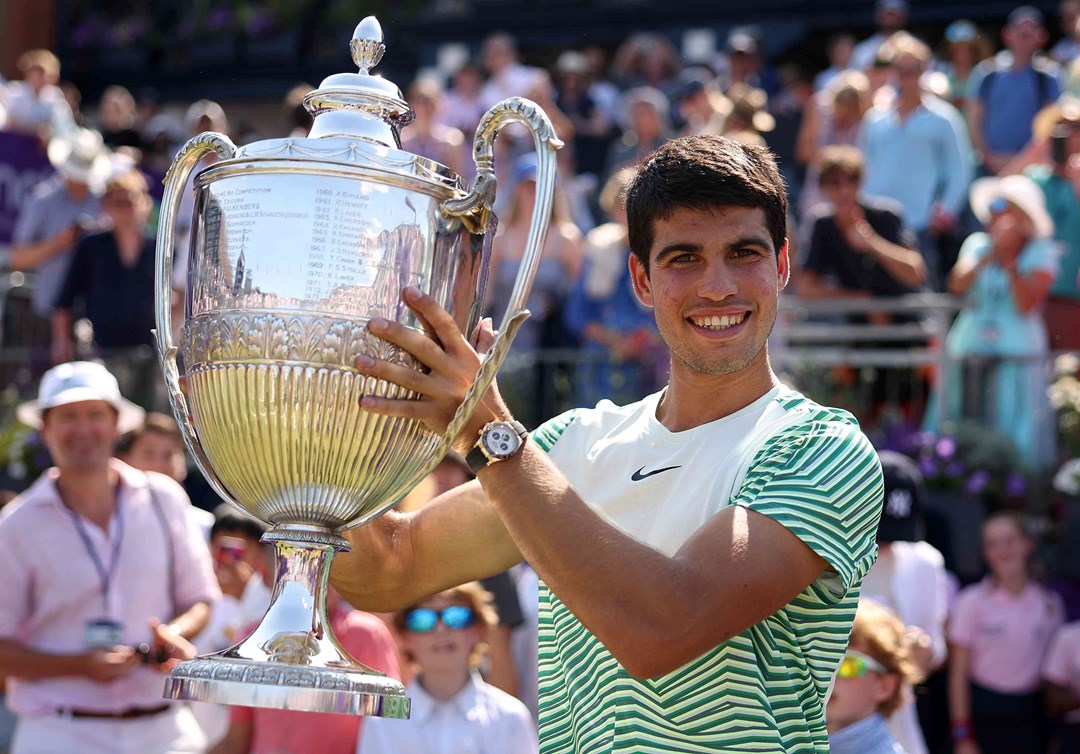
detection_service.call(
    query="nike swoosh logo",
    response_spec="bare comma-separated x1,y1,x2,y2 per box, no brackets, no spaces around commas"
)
631,465,682,481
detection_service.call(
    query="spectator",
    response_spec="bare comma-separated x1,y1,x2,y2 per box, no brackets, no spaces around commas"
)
487,154,583,427
862,450,949,754
116,412,214,540
609,33,681,98
1018,97,1080,350
3,49,76,142
211,587,399,754
565,167,665,409
0,360,219,754
851,0,910,73
860,32,972,289
400,78,464,176
1052,0,1080,66
948,512,1064,754
282,82,314,138
797,71,872,218
356,582,537,754
719,28,775,96
554,50,616,180
968,6,1062,176
479,32,542,109
799,145,926,302
814,33,857,93
931,175,1059,468
827,600,925,754
52,169,163,408
96,85,144,151
9,127,110,361
938,21,994,115
721,84,775,148
1043,620,1080,753
674,75,729,137
188,511,270,749
605,86,672,179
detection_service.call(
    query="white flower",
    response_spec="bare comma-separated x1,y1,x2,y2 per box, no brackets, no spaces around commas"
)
1053,458,1080,496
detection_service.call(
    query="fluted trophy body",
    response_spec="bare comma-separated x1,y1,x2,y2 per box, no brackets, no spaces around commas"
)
153,17,561,716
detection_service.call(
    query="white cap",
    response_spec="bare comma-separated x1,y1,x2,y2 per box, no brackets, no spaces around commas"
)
17,361,146,432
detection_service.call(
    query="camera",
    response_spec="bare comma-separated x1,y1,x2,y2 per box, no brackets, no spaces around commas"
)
1050,124,1071,167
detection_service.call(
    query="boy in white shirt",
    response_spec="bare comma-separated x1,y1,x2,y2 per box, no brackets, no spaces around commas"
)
357,582,536,754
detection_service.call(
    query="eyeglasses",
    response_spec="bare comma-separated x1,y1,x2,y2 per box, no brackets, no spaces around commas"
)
988,197,1010,215
403,605,476,633
837,650,888,679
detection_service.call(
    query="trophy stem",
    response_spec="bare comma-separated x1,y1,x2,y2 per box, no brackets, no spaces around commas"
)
162,525,410,717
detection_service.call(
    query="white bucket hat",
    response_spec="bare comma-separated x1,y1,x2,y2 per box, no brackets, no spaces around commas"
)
969,174,1055,239
16,361,146,433
47,128,113,189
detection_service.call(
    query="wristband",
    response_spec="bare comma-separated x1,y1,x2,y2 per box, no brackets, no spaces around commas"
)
951,719,973,742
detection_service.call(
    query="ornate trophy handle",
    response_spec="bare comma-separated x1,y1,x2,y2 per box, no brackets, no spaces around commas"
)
438,97,563,452
153,132,242,511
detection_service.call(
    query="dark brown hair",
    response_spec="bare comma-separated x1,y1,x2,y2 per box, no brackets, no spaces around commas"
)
818,145,865,185
624,134,787,273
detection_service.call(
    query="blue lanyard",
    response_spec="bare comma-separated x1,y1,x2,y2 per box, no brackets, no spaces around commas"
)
64,499,124,614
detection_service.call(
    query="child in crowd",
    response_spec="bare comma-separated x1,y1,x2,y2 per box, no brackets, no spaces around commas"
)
356,582,537,754
828,599,925,754
948,512,1065,754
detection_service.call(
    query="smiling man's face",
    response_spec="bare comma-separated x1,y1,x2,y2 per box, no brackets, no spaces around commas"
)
629,205,788,384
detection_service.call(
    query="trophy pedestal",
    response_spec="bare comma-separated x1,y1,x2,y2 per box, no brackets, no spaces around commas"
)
163,653,409,717
163,527,410,717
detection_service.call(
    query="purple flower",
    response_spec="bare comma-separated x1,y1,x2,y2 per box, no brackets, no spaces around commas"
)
945,461,966,478
1006,472,1027,497
935,436,957,460
919,456,939,479
965,470,990,495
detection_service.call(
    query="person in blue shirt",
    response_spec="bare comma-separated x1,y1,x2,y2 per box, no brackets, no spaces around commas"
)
564,167,666,408
860,32,972,290
928,174,1059,468
968,6,1062,176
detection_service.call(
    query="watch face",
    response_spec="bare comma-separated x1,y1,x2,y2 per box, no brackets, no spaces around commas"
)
483,423,521,459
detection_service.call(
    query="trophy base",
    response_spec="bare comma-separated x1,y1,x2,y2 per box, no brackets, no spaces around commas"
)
163,655,409,717
162,526,409,717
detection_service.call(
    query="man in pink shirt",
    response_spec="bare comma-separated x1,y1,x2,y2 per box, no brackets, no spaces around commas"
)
0,361,221,754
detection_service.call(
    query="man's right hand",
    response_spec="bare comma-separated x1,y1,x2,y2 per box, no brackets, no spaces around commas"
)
79,645,141,683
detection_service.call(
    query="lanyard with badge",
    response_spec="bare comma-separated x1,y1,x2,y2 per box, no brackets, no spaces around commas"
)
64,498,126,649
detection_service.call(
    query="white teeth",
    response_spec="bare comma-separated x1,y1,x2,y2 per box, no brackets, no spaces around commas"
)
691,313,746,330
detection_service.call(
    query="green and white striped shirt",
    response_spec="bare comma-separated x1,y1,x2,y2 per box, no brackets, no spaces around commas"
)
531,386,882,753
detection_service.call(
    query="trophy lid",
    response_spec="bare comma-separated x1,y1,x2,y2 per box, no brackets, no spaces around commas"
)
304,17,415,148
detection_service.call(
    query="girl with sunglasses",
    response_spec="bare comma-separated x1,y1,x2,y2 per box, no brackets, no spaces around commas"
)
356,582,537,754
827,600,925,754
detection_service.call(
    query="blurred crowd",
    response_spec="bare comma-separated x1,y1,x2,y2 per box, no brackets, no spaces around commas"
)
2,1,1080,753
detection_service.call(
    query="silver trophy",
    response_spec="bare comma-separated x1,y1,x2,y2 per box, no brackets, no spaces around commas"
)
153,16,560,715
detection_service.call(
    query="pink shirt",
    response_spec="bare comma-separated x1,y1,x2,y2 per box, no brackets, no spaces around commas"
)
231,607,401,754
948,578,1064,693
1043,621,1080,723
0,459,221,715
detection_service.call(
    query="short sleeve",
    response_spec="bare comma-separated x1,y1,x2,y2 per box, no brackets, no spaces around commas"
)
530,409,583,452
731,419,883,600
11,190,46,245
1018,238,1061,277
946,586,981,648
0,513,32,639
956,232,991,266
1042,624,1080,688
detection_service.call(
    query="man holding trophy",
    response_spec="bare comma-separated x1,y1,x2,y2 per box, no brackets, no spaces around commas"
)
332,134,883,753
147,17,880,753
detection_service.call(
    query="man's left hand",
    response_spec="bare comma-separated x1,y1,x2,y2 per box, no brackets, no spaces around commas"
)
356,286,505,455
